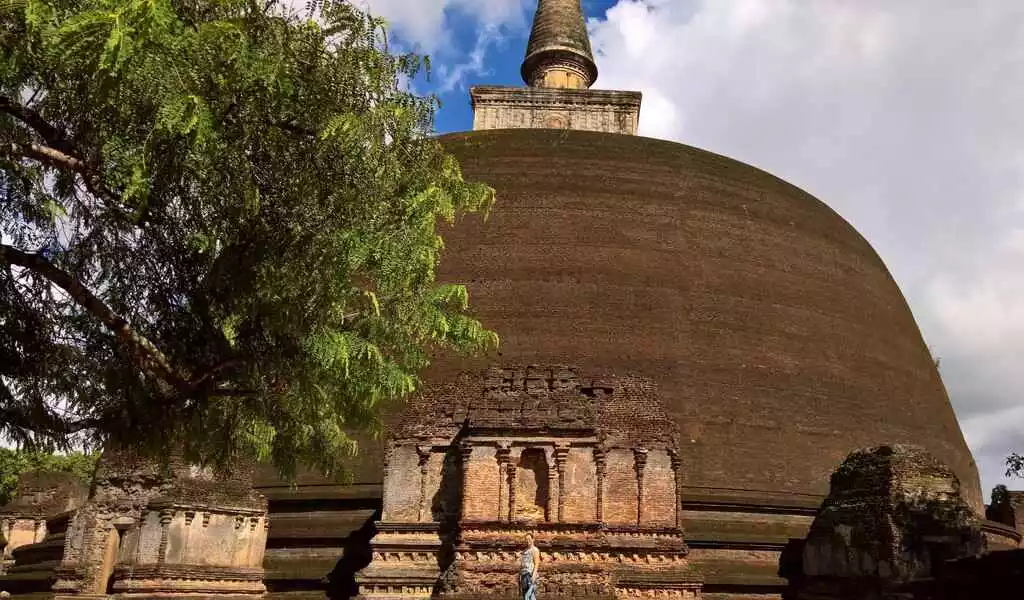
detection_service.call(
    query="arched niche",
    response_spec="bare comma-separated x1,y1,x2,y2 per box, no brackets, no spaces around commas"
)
514,448,550,522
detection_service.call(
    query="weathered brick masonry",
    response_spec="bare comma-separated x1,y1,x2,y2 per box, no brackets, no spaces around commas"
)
356,366,702,600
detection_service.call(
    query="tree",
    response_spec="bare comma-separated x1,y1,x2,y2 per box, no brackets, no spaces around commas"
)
0,0,497,479
0,448,98,505
1006,454,1024,479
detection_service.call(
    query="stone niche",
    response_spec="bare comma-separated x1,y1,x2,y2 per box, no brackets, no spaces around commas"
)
0,471,89,573
357,365,703,600
785,444,983,600
47,449,268,599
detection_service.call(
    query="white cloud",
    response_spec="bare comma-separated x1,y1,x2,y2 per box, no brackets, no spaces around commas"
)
590,0,1024,496
281,0,529,92
435,25,500,94
352,0,529,52
356,0,529,91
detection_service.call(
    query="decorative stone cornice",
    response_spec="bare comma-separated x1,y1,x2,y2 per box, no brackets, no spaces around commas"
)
146,500,266,517
472,86,641,109
471,85,642,135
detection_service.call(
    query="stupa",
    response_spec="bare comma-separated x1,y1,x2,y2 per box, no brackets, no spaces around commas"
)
252,0,1014,598
1,3,1017,600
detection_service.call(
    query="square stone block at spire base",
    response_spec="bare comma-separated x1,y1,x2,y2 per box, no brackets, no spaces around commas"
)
470,86,642,136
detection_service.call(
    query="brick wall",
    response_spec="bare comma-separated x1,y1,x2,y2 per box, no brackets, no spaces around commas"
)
464,447,501,521
563,447,597,522
641,450,676,527
603,449,638,526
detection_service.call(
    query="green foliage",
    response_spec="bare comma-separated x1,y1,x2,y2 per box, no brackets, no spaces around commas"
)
0,0,497,479
0,448,98,505
1006,454,1024,479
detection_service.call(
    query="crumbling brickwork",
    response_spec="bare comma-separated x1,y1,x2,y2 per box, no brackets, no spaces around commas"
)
0,449,268,599
357,366,701,600
785,444,983,600
0,471,89,574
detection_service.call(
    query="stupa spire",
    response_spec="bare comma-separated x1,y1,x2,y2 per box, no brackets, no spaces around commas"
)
521,0,598,89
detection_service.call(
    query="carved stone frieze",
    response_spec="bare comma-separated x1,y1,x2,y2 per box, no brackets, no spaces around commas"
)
471,86,642,136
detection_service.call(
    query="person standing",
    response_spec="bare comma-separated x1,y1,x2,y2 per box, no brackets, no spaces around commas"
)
519,533,540,600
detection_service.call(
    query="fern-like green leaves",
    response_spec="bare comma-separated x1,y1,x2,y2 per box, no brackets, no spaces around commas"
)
0,0,497,480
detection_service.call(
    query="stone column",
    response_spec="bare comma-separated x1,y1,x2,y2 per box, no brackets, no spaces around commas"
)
157,509,174,565
670,450,682,529
634,448,648,526
416,446,431,523
554,444,570,523
594,448,606,524
496,443,511,522
546,452,558,523
507,461,518,523
459,443,473,521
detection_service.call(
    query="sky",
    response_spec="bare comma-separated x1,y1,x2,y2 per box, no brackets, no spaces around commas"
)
345,0,1024,496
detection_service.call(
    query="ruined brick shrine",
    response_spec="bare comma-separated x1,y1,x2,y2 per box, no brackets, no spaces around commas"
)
356,366,701,599
3,0,1024,599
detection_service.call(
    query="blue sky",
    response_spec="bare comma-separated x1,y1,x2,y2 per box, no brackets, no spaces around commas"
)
392,0,622,134
359,0,1024,495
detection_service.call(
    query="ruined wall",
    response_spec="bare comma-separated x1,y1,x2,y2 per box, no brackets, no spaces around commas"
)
21,449,272,599
786,445,984,600
358,368,696,600
0,471,89,571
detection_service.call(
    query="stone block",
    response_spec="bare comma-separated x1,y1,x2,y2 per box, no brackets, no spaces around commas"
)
470,86,642,135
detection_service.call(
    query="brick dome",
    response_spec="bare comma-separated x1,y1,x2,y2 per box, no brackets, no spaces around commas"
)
432,128,982,511
251,128,989,598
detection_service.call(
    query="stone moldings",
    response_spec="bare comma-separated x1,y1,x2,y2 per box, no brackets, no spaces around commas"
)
356,366,702,599
470,86,641,135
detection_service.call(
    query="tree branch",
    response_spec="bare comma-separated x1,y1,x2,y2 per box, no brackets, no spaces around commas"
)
0,97,122,207
0,96,77,156
0,243,192,391
0,380,98,438
2,141,120,206
210,387,259,397
274,120,317,137
4,141,86,171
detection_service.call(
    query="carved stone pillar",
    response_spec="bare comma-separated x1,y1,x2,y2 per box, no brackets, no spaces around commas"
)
594,448,607,524
459,443,474,521
670,450,682,529
634,448,648,526
416,445,431,522
507,461,518,522
554,444,570,522
157,509,174,565
496,443,512,522
546,452,558,522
